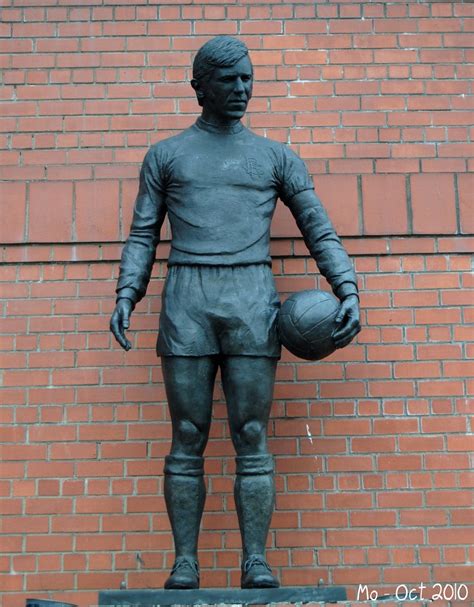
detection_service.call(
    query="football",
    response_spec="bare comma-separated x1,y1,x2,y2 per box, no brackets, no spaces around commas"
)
278,289,340,361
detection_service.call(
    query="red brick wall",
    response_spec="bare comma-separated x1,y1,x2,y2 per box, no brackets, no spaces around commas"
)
0,2,473,606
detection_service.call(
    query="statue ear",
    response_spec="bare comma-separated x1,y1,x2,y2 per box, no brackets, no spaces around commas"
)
191,79,205,103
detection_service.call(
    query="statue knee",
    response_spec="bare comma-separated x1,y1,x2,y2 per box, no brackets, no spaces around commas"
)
175,419,206,454
238,420,266,451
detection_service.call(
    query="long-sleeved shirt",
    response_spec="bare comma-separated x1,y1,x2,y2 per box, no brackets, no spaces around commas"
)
116,117,358,305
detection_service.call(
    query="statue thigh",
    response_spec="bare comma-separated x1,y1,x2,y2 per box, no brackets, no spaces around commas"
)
161,355,277,458
221,356,277,457
161,355,218,457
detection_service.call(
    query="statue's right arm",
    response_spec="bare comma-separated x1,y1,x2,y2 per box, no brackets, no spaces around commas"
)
110,149,167,350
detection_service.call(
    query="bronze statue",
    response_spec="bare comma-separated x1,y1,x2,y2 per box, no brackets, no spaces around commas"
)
110,36,360,590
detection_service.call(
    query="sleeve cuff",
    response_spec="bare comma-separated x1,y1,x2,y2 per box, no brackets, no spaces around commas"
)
335,282,359,301
116,287,138,305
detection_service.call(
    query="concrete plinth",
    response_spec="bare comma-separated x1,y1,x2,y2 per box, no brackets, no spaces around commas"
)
98,585,347,606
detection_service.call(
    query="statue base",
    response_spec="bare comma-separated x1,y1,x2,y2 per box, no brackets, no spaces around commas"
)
98,585,347,606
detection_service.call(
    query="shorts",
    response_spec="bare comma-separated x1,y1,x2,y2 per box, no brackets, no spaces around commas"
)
157,264,281,358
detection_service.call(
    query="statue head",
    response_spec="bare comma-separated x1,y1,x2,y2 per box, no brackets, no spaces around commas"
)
191,36,253,122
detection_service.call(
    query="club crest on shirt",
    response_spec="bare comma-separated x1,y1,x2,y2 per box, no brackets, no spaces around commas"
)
244,157,264,179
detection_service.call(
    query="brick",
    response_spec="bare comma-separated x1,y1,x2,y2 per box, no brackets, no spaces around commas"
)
413,272,460,289
415,307,462,325
427,490,473,508
429,528,474,546
327,456,373,472
351,437,396,453
457,173,474,234
283,50,326,66
395,289,441,309
28,182,73,243
27,573,79,591
385,566,431,584
378,455,422,471
343,112,386,127
333,568,380,585
327,530,375,547
0,183,26,243
378,527,425,547
410,174,457,234
361,175,407,235
285,21,326,34
422,416,467,435
451,509,474,525
400,435,444,452
312,175,360,236
300,511,347,528
418,380,465,397
75,497,123,514
0,574,23,592
276,530,323,548
75,181,119,241
394,362,441,379
29,316,75,333
442,361,474,379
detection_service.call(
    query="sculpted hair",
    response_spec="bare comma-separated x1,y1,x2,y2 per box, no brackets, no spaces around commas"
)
192,36,250,83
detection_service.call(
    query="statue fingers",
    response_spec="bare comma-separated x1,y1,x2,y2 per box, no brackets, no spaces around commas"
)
110,309,132,351
332,316,360,348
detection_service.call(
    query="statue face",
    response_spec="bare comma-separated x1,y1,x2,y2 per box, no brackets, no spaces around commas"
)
198,55,253,121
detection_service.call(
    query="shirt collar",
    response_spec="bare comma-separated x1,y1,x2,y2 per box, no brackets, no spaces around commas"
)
195,116,244,135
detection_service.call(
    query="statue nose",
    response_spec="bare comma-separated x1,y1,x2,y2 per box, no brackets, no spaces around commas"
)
235,78,245,93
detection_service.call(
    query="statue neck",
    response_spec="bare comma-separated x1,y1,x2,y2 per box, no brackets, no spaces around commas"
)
196,115,244,134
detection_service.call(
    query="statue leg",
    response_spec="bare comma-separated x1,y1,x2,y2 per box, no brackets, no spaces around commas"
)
220,355,280,589
161,355,218,589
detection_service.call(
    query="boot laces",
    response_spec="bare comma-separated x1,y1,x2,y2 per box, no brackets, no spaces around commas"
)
243,555,272,573
171,556,199,575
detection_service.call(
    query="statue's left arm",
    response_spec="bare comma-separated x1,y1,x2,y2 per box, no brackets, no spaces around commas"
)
276,145,360,348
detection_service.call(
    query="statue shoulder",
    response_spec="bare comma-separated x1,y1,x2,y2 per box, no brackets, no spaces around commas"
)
149,129,187,155
246,129,304,163
145,128,191,170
